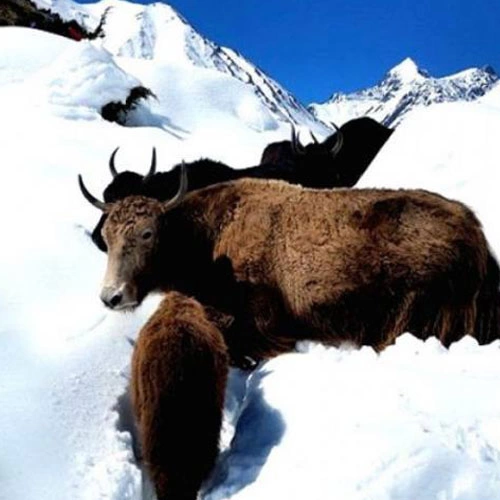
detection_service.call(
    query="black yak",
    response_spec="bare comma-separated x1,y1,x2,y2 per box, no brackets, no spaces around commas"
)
89,118,392,251
92,118,392,251
260,117,393,187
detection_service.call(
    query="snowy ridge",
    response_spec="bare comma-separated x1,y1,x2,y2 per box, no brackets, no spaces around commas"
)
310,57,499,127
33,0,324,131
32,0,97,30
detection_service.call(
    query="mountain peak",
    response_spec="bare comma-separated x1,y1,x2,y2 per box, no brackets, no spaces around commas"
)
386,57,429,82
309,57,499,128
482,64,498,77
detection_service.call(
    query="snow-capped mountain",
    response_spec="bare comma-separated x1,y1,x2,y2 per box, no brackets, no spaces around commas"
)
309,57,499,127
32,0,325,131
3,3,500,500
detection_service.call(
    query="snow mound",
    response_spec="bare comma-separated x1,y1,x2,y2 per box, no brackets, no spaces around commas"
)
0,29,146,123
206,336,500,500
0,27,73,85
32,41,142,118
138,60,278,131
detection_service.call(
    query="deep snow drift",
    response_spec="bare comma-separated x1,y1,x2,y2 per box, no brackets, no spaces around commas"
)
1,10,500,500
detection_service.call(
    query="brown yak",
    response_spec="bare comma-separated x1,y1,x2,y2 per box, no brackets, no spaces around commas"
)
131,291,228,500
79,171,499,500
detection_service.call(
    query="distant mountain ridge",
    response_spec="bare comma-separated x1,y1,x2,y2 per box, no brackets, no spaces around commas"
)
309,58,499,127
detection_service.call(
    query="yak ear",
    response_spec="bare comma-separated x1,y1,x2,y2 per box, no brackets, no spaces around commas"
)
163,162,188,212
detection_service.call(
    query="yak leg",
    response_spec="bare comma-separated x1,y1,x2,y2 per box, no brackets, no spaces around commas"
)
223,284,299,365
131,292,229,500
429,244,499,346
473,252,500,344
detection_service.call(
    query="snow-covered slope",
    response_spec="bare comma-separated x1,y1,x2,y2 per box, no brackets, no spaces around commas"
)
2,6,500,500
33,0,325,132
357,101,500,252
310,57,499,127
205,338,500,500
479,80,500,110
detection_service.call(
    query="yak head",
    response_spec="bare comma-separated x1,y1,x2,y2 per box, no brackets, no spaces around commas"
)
79,165,187,311
91,148,158,252
291,124,343,165
260,123,344,187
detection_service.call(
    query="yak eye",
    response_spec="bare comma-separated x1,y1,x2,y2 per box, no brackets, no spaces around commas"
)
142,229,153,241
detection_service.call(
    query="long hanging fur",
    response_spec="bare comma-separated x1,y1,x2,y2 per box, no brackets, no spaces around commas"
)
131,292,228,500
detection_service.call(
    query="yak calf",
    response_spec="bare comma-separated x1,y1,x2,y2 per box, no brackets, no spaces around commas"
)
132,291,228,500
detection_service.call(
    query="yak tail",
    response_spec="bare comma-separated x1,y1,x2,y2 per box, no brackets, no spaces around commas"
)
474,251,500,344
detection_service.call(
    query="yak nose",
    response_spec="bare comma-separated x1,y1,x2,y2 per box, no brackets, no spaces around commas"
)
100,288,123,309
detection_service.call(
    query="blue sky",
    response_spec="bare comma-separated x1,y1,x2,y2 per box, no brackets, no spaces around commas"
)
76,0,499,103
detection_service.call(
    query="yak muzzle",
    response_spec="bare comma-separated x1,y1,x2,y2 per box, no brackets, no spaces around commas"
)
100,284,138,311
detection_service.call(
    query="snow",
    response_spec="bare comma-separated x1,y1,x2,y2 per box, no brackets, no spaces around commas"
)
2,4,500,500
0,28,73,86
82,0,328,131
385,56,428,83
33,0,97,28
205,337,500,500
35,41,141,114
309,58,499,127
479,81,500,109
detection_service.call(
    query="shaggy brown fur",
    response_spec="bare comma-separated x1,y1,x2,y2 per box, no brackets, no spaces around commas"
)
131,291,228,500
95,178,499,499
102,179,499,354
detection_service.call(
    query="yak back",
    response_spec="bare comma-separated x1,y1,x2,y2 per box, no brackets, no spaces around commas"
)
172,179,490,347
196,180,484,284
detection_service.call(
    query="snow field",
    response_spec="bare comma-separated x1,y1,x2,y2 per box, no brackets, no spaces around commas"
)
206,337,500,500
1,8,500,500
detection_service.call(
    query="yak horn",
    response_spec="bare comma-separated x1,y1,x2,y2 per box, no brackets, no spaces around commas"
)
144,147,157,181
109,147,156,180
310,131,320,144
78,175,108,211
330,122,344,158
109,147,120,178
163,161,188,211
291,124,305,155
